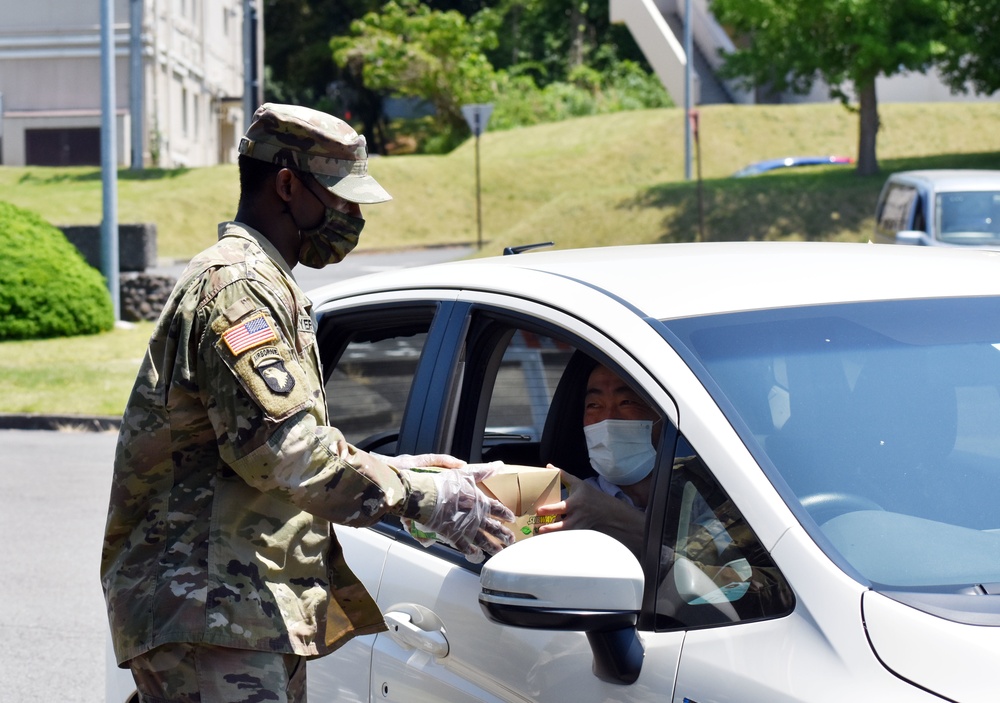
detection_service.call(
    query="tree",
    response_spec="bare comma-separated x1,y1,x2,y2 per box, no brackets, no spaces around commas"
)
488,0,648,83
331,0,503,140
710,0,953,175
264,0,392,151
937,0,1000,97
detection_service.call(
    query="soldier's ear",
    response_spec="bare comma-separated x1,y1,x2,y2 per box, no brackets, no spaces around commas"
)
274,168,296,203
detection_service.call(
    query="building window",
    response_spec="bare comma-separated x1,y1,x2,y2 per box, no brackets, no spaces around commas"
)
182,88,189,137
25,128,101,166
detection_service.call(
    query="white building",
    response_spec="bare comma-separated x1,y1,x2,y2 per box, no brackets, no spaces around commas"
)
612,0,1000,107
0,0,262,168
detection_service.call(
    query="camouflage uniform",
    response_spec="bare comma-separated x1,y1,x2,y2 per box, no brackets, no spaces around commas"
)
128,642,306,703
101,219,440,666
238,103,391,205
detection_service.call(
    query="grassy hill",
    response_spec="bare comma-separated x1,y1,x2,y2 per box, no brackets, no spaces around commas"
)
1,101,999,262
2,101,1000,418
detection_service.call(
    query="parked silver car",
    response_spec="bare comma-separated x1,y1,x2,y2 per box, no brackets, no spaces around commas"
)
873,169,1000,248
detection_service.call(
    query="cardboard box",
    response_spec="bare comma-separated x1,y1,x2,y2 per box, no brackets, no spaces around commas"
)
477,465,562,542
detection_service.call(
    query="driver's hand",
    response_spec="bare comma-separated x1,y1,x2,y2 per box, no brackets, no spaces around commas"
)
536,469,622,532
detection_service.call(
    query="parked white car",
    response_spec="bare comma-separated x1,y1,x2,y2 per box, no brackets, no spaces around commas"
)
109,241,1000,702
873,169,1000,248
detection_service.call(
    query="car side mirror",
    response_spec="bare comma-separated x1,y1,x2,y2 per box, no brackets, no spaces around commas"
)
479,530,645,684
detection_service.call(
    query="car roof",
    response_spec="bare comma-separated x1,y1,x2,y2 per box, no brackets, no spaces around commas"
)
731,155,853,178
310,241,1000,320
887,169,1000,191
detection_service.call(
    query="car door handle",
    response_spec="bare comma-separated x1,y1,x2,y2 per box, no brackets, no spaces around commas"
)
383,610,450,658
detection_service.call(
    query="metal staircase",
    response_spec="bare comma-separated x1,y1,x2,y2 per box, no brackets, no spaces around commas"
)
610,0,753,106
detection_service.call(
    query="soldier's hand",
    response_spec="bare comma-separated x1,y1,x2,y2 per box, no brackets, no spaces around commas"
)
378,452,466,470
421,462,515,560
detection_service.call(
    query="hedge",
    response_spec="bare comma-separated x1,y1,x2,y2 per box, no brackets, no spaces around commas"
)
0,201,114,340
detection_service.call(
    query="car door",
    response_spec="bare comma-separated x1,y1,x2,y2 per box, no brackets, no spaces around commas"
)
307,292,461,701
311,289,801,702
355,294,688,703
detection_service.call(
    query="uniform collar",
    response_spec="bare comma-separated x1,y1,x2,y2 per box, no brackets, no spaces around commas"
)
217,221,297,281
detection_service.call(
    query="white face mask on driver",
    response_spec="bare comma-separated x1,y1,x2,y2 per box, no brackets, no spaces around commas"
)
583,418,657,486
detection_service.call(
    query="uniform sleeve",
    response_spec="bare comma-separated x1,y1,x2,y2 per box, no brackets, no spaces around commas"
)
196,277,439,527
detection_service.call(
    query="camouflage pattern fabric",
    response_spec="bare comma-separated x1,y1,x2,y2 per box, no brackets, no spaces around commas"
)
238,103,391,205
128,642,306,703
101,222,439,666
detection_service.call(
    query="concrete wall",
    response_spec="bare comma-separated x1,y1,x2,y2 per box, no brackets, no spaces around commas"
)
60,223,157,272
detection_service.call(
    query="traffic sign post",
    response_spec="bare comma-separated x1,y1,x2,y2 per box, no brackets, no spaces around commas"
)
461,104,493,249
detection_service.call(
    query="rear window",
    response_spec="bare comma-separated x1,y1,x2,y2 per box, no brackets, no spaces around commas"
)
875,182,917,238
935,191,1000,245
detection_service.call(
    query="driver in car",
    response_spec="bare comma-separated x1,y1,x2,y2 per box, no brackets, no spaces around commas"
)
535,361,751,589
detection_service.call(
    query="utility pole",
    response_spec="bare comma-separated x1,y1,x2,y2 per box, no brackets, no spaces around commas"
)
130,0,144,171
101,0,120,320
683,0,693,181
243,0,262,130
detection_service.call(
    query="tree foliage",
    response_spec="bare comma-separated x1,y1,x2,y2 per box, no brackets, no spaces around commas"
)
330,0,669,151
264,0,394,151
488,0,648,81
332,0,503,140
710,0,954,175
937,0,1000,97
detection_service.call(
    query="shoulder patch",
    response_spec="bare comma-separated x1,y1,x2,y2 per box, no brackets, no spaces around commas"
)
222,296,258,323
222,313,278,355
251,347,296,395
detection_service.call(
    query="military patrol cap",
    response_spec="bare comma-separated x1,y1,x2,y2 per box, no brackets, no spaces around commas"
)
239,103,392,204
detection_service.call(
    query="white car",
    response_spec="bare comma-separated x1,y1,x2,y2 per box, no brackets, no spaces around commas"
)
108,241,1000,702
873,169,1000,248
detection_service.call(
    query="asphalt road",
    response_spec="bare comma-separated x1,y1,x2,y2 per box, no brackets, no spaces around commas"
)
0,428,117,703
0,246,474,702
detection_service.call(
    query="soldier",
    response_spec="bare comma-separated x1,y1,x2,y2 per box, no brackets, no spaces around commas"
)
101,103,514,702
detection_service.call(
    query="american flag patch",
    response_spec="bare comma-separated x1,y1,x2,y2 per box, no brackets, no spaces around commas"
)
222,313,278,355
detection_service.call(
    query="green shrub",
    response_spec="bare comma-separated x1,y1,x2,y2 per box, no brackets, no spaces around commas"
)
0,201,114,340
489,63,672,133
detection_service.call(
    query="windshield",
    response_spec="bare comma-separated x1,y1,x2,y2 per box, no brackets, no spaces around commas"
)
936,191,1000,245
664,297,1000,591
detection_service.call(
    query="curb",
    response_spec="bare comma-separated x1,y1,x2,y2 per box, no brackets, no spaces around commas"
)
0,413,121,432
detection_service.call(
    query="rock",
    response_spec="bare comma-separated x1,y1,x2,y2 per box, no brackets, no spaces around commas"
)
120,273,176,322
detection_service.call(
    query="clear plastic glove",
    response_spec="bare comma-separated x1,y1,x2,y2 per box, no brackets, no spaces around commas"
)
420,463,516,559
371,452,466,470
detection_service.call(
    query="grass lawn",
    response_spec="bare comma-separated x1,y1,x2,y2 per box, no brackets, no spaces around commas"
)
0,322,154,418
1,101,999,417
